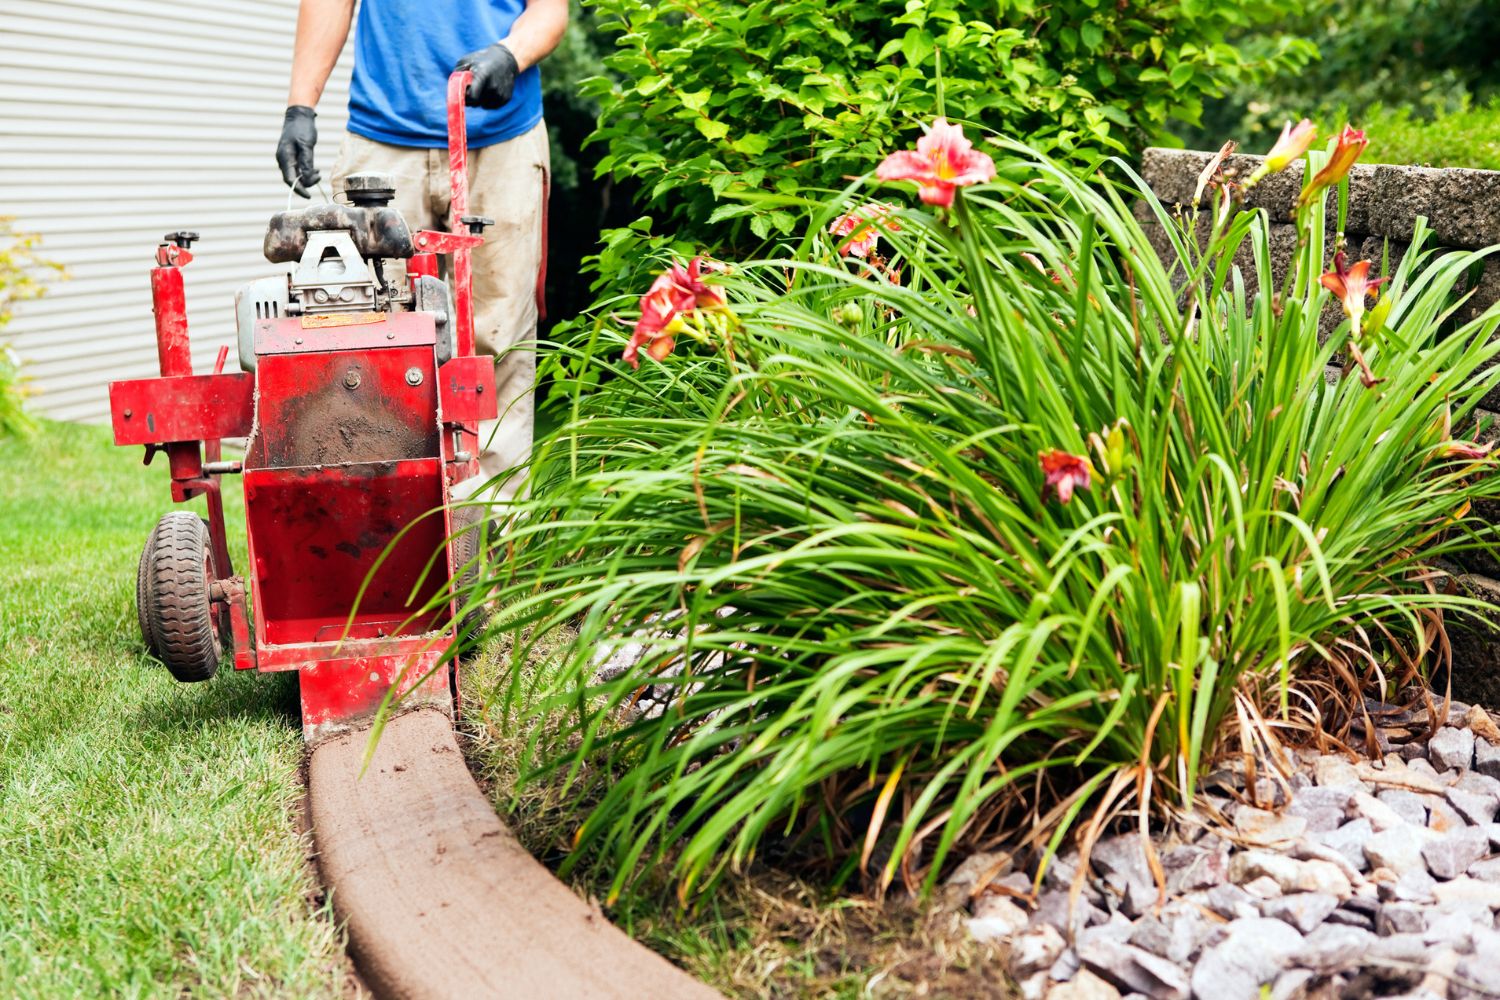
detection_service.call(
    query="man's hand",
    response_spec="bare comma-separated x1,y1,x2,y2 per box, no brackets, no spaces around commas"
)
454,44,520,110
276,106,320,197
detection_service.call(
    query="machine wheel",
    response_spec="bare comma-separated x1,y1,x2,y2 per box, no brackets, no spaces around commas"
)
450,505,490,644
146,511,222,682
135,523,160,657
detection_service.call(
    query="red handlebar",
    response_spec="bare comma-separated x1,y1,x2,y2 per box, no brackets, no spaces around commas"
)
446,70,476,358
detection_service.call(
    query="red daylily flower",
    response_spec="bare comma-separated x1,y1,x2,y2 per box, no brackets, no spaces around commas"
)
1262,119,1317,174
1039,449,1092,505
1319,251,1388,331
623,257,726,368
876,118,997,208
829,202,901,258
1298,125,1368,206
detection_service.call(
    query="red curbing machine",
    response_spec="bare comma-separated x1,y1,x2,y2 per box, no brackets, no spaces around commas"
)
110,73,495,742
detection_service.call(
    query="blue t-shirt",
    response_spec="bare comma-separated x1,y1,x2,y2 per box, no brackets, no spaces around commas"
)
347,0,543,149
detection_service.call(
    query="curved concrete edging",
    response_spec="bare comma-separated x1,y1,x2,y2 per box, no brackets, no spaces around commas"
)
307,708,721,1000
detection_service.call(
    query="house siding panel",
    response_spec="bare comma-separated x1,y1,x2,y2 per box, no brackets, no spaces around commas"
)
0,0,355,422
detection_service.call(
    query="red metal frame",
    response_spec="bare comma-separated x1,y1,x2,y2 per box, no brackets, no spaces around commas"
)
108,71,500,742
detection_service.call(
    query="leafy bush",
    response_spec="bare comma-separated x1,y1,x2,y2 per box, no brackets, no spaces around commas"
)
0,219,60,439
1189,0,1500,149
582,0,1310,262
474,129,1500,902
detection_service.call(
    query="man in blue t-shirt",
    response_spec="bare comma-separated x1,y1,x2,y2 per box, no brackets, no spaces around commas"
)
275,0,569,506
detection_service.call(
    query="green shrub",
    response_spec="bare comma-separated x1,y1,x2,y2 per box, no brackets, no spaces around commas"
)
0,220,60,440
1355,100,1500,171
472,130,1500,902
1189,0,1500,149
582,0,1310,265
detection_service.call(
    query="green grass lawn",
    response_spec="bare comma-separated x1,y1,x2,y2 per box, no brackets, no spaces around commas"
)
0,421,351,997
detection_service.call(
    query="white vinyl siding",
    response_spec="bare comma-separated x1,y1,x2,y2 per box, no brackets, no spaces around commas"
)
0,0,354,423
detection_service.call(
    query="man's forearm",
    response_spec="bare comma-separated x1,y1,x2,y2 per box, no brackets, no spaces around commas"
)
500,0,569,72
288,0,356,107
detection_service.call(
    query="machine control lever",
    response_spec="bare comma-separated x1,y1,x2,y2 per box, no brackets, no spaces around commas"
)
459,214,494,234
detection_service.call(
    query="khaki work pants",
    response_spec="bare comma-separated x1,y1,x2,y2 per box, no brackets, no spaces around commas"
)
331,121,550,507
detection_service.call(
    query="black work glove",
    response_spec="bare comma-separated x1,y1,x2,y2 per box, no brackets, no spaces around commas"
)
455,43,519,110
276,105,320,197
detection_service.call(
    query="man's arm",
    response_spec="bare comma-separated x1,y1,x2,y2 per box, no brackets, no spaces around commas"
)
288,0,356,107
500,0,570,72
456,0,569,110
277,0,355,195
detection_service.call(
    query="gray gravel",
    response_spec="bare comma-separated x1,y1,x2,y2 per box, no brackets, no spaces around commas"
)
965,699,1500,999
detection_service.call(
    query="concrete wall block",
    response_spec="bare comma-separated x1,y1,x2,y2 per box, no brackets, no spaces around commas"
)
1367,164,1500,250
1141,148,1500,250
1444,573,1500,707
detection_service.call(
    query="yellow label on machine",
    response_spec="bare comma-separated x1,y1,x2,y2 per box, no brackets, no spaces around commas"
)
301,312,388,329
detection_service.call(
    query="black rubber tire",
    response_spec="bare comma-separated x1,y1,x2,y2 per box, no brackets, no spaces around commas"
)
449,505,490,644
147,511,222,682
135,523,160,657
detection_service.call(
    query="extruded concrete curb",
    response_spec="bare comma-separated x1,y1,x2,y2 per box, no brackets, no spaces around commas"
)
308,709,721,1000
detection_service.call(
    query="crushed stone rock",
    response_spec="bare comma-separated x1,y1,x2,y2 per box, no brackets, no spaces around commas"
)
1077,938,1189,1000
1260,891,1338,933
1313,756,1362,788
1431,727,1477,772
1446,786,1499,826
1008,925,1067,980
1189,917,1303,1000
1313,817,1373,872
1432,875,1500,909
1045,968,1121,1000
1365,825,1433,874
1377,788,1429,826
1234,807,1307,846
1422,826,1490,880
1352,791,1409,832
967,895,1029,942
1475,739,1500,780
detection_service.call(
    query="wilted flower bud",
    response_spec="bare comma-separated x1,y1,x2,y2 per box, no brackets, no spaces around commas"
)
1247,119,1316,186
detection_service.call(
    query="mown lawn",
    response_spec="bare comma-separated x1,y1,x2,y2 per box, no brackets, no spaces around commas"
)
0,421,351,997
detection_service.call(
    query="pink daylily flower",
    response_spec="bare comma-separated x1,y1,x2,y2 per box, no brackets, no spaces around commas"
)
1039,449,1093,505
829,202,901,258
1263,119,1317,174
624,257,726,368
876,119,997,208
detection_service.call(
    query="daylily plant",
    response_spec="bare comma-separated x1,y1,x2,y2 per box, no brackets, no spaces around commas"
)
876,118,996,208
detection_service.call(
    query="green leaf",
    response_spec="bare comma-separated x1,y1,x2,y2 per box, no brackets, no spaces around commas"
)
695,118,731,141
635,75,668,96
731,133,771,156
